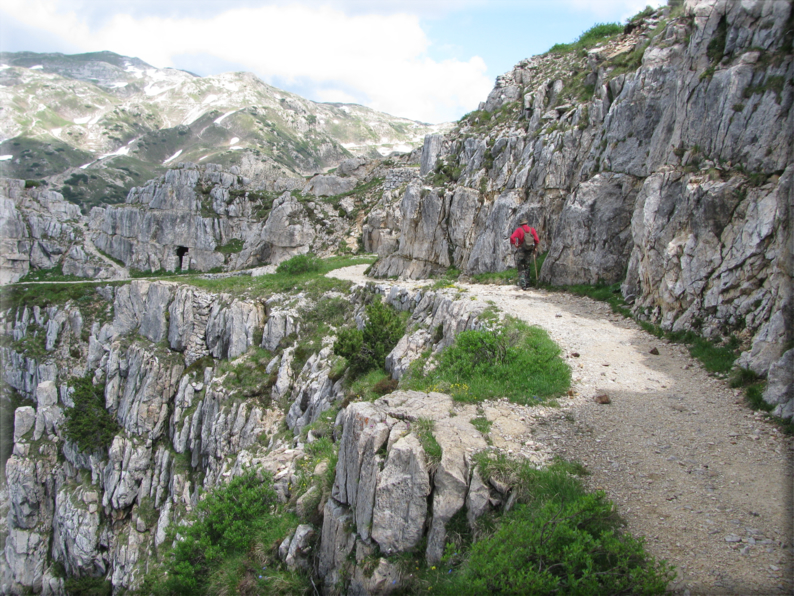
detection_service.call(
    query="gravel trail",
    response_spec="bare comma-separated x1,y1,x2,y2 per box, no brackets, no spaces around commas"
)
328,265,794,595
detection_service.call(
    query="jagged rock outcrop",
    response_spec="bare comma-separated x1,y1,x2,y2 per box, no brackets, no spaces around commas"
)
87,160,395,274
371,0,793,414
319,391,489,594
0,179,113,283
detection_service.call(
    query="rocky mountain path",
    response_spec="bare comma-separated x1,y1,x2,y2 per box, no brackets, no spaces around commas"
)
328,265,794,595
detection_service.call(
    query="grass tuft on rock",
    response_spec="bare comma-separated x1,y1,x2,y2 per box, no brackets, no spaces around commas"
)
403,316,570,404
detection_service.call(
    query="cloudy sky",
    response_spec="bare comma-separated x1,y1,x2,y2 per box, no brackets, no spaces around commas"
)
0,0,663,123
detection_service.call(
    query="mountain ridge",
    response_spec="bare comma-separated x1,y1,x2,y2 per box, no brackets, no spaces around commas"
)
0,50,448,210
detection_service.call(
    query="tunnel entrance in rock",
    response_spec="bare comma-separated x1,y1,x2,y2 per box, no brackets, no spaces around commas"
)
176,246,189,270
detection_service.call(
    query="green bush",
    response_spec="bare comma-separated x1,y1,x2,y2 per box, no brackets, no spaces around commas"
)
433,495,673,595
333,297,404,377
63,576,112,596
276,253,321,275
153,470,306,596
404,317,570,405
64,376,119,453
423,457,674,595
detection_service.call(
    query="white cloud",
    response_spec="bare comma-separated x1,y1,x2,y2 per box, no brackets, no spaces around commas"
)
0,0,492,122
558,0,665,21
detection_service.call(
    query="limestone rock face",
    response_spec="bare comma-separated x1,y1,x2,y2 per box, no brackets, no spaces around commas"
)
255,194,317,265
370,1,793,411
302,175,357,197
320,391,488,593
286,346,344,433
0,178,108,284
420,134,444,176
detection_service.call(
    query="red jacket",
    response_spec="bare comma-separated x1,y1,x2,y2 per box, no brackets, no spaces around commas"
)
510,225,539,248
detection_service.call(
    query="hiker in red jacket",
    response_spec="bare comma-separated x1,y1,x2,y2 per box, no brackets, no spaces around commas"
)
510,219,539,290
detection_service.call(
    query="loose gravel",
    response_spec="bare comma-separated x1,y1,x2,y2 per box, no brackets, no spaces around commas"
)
329,266,794,595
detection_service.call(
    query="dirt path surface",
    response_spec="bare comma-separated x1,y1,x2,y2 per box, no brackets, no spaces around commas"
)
328,265,794,595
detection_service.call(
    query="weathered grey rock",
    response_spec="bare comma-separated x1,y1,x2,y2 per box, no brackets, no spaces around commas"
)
139,283,175,343
0,179,87,285
205,299,264,359
766,349,794,419
284,524,315,570
295,486,320,520
255,194,317,264
13,407,35,442
105,342,184,440
349,557,401,596
272,348,295,401
370,432,430,555
321,390,490,589
261,309,299,351
425,416,487,564
287,347,344,433
168,286,214,364
543,173,639,285
420,134,444,177
51,485,103,577
103,437,152,510
302,175,357,197
318,498,356,589
386,329,432,379
332,402,391,539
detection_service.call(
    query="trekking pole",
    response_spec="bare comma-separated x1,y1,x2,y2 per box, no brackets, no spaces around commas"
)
533,250,539,287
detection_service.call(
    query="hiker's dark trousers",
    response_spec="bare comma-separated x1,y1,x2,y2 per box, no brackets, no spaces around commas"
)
514,246,533,289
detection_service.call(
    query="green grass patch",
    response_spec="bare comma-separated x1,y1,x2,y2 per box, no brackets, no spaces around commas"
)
63,576,112,596
185,255,375,298
402,316,570,405
1,281,107,312
548,22,623,54
346,368,392,402
415,417,442,467
128,266,210,278
215,238,244,255
276,253,322,275
469,416,492,437
16,264,84,283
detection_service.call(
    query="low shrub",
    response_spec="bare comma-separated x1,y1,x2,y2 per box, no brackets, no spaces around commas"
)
151,470,307,596
276,253,321,275
423,457,674,595
403,317,570,405
334,297,404,378
64,376,119,453
433,495,673,595
63,576,112,596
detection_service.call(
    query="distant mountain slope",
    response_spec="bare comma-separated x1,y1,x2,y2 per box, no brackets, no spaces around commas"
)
0,51,448,210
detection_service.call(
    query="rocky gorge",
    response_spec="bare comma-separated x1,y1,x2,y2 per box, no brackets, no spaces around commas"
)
0,0,792,594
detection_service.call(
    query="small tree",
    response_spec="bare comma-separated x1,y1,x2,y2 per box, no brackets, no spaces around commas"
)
334,297,404,377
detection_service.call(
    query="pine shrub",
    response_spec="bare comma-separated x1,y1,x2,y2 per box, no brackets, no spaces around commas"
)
64,376,119,452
